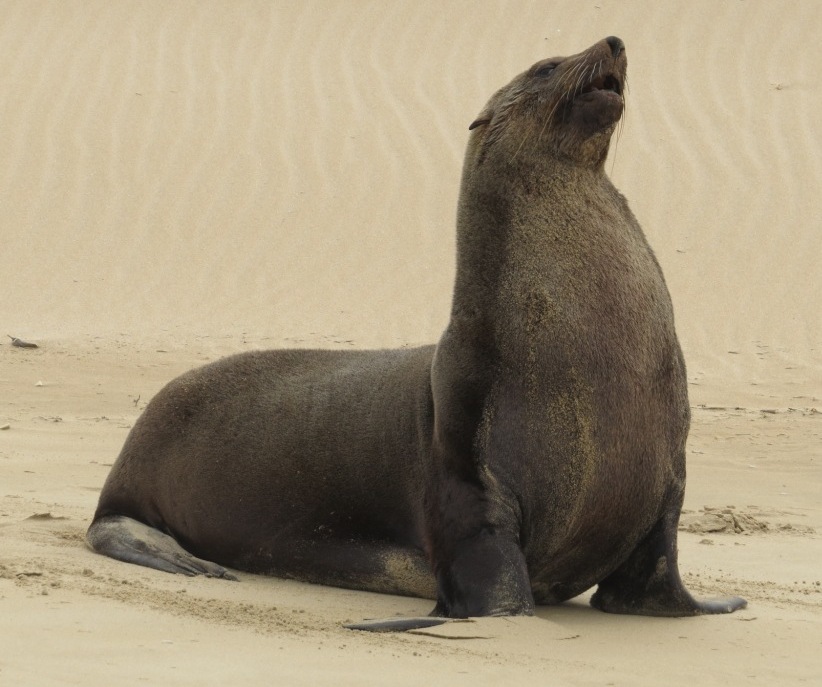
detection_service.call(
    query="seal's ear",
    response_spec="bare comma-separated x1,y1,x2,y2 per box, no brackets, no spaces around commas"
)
469,104,493,130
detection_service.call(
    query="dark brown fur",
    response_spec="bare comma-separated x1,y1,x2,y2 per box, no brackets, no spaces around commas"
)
88,37,745,623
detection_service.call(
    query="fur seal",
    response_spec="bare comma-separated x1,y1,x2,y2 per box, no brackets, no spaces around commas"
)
87,36,746,625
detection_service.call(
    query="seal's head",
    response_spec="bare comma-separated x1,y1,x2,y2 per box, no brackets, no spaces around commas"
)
468,36,626,168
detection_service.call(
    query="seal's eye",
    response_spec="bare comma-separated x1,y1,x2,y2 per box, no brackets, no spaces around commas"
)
534,64,557,78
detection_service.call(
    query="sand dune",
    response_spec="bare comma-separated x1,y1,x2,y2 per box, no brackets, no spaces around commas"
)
3,2,818,374
1,1,820,685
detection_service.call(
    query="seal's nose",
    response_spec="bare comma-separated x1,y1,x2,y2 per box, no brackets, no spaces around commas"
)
605,36,624,58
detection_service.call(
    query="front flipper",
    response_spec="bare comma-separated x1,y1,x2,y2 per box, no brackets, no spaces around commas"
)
590,504,746,616
435,528,535,618
344,617,452,632
87,514,238,580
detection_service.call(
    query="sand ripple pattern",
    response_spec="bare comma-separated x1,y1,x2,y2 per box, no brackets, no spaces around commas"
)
0,1,818,391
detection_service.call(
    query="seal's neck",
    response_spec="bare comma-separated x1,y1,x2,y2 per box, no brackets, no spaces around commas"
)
448,159,614,321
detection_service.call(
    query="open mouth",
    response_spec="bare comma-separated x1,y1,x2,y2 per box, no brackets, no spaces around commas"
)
579,74,622,97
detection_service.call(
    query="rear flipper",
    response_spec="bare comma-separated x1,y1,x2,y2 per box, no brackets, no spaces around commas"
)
86,514,237,580
590,504,746,616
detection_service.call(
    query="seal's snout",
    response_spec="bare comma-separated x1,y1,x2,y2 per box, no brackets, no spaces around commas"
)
605,36,624,58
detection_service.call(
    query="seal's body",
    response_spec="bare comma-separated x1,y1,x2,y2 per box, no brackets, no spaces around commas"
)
88,37,746,620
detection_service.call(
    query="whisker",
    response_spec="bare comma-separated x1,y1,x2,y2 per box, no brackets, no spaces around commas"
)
561,60,586,93
571,59,589,87
541,59,586,137
572,65,588,96
610,78,627,174
510,127,532,164
535,104,554,151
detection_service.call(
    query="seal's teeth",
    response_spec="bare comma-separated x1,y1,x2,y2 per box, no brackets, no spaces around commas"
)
576,73,621,98
588,76,606,91
581,78,603,95
603,75,621,94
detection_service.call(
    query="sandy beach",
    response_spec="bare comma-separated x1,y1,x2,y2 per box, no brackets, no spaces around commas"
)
1,1,820,684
